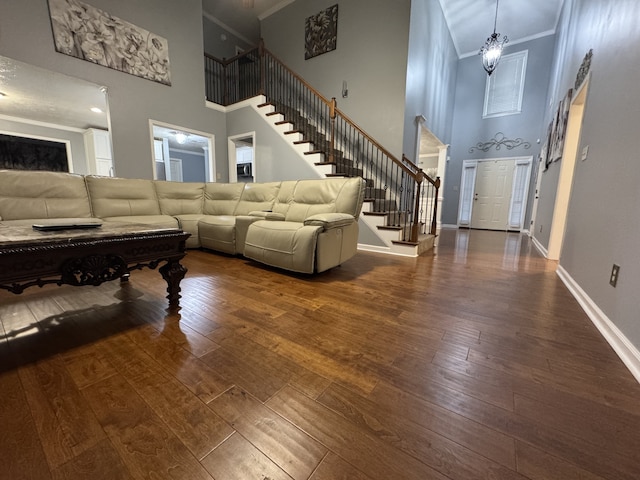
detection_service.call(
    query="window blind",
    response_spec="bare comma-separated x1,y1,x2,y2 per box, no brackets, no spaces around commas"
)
483,50,528,118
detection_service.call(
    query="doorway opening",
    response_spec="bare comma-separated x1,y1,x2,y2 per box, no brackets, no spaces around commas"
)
457,156,533,231
228,132,255,183
415,116,448,229
149,121,215,182
546,77,590,260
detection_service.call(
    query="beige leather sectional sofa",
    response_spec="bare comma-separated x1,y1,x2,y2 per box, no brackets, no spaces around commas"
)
0,170,365,274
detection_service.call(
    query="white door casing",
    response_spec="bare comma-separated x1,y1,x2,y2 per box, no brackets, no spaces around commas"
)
458,156,532,231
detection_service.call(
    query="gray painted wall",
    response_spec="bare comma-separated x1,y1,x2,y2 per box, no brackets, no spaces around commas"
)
260,0,411,158
203,15,253,59
443,35,556,226
168,149,207,182
226,105,321,183
535,0,640,349
403,0,458,157
0,0,226,180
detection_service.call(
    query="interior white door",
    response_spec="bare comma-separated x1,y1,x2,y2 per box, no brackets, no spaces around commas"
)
169,158,183,182
470,160,515,230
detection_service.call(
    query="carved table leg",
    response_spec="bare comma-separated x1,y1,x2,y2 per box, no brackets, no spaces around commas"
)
159,259,187,306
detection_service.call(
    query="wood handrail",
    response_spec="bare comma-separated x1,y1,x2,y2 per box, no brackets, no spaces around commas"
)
260,47,421,182
262,48,335,107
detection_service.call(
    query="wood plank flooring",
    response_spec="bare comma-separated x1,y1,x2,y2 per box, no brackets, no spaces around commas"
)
1,228,639,480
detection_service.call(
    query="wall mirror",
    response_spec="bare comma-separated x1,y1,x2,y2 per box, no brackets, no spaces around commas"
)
0,55,111,175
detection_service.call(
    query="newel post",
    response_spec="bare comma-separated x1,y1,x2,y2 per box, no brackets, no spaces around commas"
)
430,176,441,235
411,171,423,243
329,97,337,163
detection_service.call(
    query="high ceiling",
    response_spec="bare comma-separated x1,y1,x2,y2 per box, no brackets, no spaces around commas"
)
1,1,565,137
203,0,565,56
441,0,565,57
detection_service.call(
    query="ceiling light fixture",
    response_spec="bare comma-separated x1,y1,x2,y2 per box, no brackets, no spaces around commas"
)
479,0,508,76
90,106,103,113
175,132,188,144
0,92,6,99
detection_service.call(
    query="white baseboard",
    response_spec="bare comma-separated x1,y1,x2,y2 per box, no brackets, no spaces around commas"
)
440,224,458,229
531,235,548,258
357,243,415,257
557,265,640,384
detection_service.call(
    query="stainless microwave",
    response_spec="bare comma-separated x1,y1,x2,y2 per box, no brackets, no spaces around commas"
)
237,163,252,177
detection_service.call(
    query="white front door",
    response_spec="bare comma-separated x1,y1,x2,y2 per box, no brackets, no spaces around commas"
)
458,157,532,231
471,159,515,230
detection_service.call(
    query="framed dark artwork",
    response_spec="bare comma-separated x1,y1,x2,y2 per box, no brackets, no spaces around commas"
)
48,0,172,85
0,134,69,172
305,4,338,60
542,122,552,171
550,88,573,163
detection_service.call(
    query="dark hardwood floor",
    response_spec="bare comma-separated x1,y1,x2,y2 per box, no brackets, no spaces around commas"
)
1,228,639,480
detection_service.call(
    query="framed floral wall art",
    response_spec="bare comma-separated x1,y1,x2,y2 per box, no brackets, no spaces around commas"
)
305,4,339,60
48,0,172,85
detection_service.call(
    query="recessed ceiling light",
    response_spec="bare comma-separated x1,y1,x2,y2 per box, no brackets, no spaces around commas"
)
90,106,103,113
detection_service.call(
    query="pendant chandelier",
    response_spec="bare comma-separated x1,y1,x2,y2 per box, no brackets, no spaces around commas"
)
479,0,508,76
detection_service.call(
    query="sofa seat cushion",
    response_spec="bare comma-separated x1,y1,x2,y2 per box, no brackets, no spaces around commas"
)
173,214,206,248
198,215,237,254
244,220,323,274
101,215,179,229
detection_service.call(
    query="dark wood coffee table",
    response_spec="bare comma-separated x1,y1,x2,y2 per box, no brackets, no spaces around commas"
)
0,223,190,307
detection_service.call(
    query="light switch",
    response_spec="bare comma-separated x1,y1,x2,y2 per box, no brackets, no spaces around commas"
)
581,145,589,161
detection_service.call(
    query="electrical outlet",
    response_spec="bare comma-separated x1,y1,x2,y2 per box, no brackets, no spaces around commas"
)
610,264,620,287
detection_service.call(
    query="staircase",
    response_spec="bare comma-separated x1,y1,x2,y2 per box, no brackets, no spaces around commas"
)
204,42,440,256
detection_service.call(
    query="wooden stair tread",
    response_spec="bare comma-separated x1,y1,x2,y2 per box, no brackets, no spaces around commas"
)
362,211,388,217
391,239,420,246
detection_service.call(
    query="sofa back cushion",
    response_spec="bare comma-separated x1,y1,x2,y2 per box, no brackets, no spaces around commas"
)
271,180,298,218
154,181,205,215
86,176,161,218
203,182,244,215
0,170,92,220
281,177,365,222
234,182,281,215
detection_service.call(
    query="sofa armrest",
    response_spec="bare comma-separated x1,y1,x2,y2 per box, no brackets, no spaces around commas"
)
249,211,286,221
304,213,355,230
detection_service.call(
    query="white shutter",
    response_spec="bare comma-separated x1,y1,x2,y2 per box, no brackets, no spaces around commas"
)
483,50,528,118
